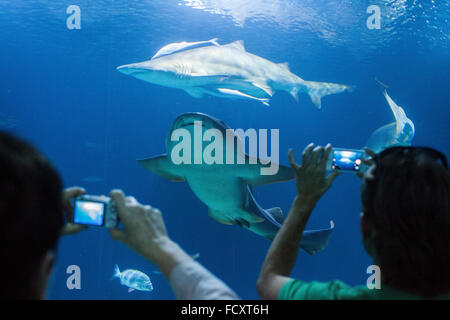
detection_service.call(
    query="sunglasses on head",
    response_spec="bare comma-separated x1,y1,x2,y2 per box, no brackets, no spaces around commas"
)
374,146,448,180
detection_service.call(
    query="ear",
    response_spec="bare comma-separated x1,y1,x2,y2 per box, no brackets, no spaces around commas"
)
37,251,55,299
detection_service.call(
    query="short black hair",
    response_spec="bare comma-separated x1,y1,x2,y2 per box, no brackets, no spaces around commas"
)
0,131,64,299
361,149,450,298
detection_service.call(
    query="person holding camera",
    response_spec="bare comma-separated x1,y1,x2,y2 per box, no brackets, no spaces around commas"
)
0,131,238,300
257,143,450,300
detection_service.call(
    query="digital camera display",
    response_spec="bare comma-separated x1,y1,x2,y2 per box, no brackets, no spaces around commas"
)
74,200,105,226
332,150,364,172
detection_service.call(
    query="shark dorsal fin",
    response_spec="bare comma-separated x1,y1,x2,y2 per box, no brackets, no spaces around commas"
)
227,40,245,51
278,62,290,71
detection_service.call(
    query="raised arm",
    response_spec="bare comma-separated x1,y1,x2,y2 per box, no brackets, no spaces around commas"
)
257,143,340,299
108,189,239,300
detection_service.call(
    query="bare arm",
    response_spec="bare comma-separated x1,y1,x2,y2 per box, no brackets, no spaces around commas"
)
257,143,340,299
108,190,192,278
108,190,239,299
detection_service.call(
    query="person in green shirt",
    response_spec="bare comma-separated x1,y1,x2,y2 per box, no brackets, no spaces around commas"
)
257,143,450,300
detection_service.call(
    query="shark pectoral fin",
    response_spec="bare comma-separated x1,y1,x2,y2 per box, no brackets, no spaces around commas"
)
137,155,185,182
251,80,274,97
382,90,403,134
128,288,135,293
290,87,299,102
300,221,335,255
217,88,270,106
244,164,294,186
380,90,415,143
266,207,283,224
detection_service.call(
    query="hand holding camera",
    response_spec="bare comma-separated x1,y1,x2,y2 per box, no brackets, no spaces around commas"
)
72,194,118,228
61,187,88,235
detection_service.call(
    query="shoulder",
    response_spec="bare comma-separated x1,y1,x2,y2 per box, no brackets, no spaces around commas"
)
278,279,373,300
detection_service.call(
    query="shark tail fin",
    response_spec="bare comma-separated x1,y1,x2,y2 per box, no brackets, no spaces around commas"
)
112,264,121,280
302,81,354,109
299,221,335,255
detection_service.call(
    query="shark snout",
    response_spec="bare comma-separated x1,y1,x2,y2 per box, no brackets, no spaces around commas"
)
116,63,142,75
172,113,217,130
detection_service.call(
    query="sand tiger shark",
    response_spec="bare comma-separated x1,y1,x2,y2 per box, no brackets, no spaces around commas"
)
117,40,353,108
137,112,334,254
365,80,415,153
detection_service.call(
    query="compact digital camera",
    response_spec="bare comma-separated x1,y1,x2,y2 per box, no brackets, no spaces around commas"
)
72,195,118,228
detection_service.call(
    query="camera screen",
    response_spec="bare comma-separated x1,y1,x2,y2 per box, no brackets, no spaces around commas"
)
332,150,364,172
74,200,105,226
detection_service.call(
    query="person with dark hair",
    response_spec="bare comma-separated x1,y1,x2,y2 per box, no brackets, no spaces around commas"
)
0,131,238,300
257,143,450,300
0,131,86,299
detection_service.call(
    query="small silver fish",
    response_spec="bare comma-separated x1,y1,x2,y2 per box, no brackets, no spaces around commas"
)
112,264,153,293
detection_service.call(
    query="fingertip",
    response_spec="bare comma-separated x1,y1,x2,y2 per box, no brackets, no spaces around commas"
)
110,189,124,199
288,149,296,166
76,187,86,196
325,144,333,157
110,188,120,195
306,142,315,152
288,148,294,158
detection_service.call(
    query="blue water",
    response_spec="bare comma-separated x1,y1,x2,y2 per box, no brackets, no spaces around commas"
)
0,0,448,299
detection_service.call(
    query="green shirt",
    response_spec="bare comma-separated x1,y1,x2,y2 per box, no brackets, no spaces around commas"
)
278,279,450,300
